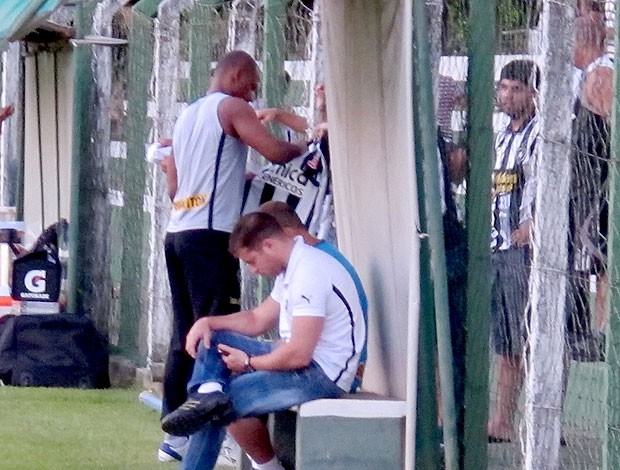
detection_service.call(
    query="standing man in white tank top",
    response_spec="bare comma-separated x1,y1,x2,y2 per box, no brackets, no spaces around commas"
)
158,50,306,463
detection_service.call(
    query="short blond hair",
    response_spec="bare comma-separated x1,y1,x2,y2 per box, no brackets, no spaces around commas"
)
258,201,305,230
229,212,284,256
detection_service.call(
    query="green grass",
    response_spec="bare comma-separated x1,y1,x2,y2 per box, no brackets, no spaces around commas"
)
0,386,169,470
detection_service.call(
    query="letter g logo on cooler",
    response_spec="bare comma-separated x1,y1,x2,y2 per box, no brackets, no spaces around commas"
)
24,270,46,293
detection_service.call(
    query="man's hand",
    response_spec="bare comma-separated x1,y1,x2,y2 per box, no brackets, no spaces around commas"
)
256,107,309,134
185,317,213,358
255,108,279,124
313,122,328,140
217,344,252,374
511,220,532,248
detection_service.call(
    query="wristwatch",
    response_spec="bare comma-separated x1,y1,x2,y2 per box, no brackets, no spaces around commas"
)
244,353,256,373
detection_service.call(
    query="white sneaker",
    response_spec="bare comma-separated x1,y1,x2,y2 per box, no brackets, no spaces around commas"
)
158,436,189,462
217,432,241,466
158,432,239,464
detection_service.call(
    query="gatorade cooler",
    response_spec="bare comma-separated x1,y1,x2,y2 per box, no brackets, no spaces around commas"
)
11,249,61,314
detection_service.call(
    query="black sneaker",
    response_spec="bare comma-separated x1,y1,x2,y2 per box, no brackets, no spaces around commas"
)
161,391,233,436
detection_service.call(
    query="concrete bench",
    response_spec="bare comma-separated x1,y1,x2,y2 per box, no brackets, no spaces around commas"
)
248,392,407,470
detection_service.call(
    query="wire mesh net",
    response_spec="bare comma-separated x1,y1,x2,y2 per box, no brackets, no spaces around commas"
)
438,0,617,468
89,1,320,355
51,0,620,467
172,0,321,314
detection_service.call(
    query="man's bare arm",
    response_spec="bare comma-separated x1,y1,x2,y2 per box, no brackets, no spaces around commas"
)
256,108,309,134
219,98,306,164
162,154,177,200
583,67,613,119
245,316,324,371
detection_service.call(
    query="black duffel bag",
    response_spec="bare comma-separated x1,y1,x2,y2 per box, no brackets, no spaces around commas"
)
0,314,110,388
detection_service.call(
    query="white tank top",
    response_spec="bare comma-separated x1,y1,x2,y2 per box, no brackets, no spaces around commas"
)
168,92,248,233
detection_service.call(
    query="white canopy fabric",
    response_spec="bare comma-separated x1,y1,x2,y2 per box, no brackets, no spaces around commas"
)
321,1,419,400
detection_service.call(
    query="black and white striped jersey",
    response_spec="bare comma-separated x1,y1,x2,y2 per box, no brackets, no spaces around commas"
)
491,115,538,252
242,142,331,237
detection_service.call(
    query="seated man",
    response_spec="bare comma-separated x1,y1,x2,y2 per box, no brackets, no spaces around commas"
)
258,200,368,391
162,212,366,470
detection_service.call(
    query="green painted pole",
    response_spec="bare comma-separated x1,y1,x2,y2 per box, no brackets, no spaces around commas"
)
606,7,620,468
15,45,25,220
263,0,286,109
188,1,217,103
116,2,160,360
462,0,495,468
257,0,287,303
412,206,440,470
67,0,97,314
411,1,459,469
135,0,161,17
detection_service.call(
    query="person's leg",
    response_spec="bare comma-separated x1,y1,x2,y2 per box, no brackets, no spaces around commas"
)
162,232,197,418
448,275,466,465
162,230,240,417
181,230,240,319
175,329,343,414
228,361,343,419
595,272,608,333
595,189,609,334
488,255,505,438
225,363,342,470
181,422,226,470
187,331,276,392
227,418,275,464
488,354,523,440
171,331,341,468
163,332,278,436
488,249,529,441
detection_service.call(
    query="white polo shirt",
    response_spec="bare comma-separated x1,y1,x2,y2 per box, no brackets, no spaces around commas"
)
270,237,366,392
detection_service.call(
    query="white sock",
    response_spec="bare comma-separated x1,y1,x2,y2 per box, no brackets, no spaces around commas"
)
248,454,260,470
254,455,285,470
164,434,188,448
197,381,223,394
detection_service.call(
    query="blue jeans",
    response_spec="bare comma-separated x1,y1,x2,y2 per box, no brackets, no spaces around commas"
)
182,330,344,470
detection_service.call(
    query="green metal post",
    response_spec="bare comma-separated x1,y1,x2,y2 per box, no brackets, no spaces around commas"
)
116,1,160,360
263,0,287,108
256,0,287,303
606,8,620,469
134,0,161,17
411,2,459,469
411,245,439,470
15,45,25,219
67,0,97,314
462,0,495,468
188,2,217,103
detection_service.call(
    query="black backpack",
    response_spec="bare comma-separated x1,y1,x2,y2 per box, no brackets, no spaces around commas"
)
0,314,110,388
